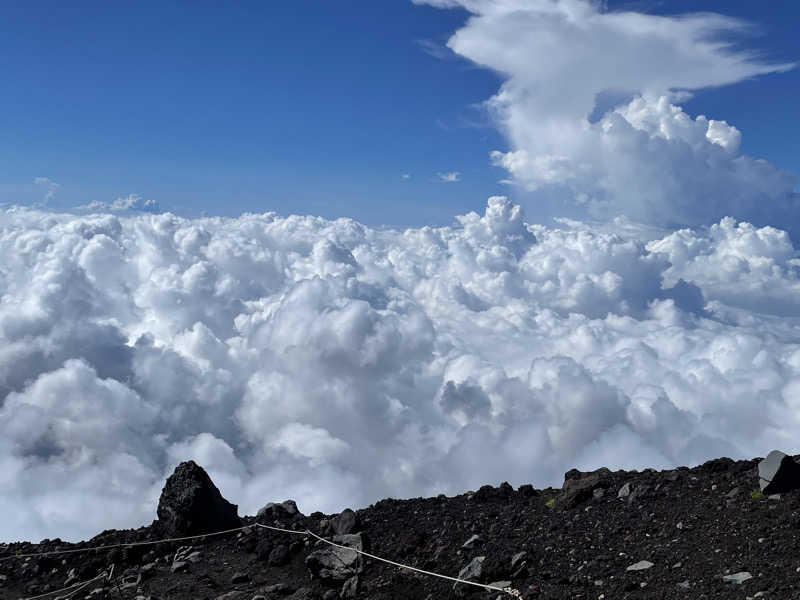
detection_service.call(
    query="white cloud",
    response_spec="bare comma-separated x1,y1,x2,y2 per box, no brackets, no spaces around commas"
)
416,0,799,231
2,198,800,542
437,171,461,182
401,173,411,180
76,194,160,213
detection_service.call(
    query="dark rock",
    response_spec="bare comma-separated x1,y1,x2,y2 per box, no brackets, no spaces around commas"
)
287,588,319,600
268,544,290,566
557,468,611,509
305,533,363,581
340,575,359,599
259,582,295,595
257,500,302,521
230,571,250,583
156,461,240,536
517,484,538,497
759,450,800,494
330,509,360,535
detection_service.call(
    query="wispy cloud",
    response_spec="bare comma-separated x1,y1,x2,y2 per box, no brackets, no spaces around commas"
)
401,173,411,180
437,171,461,182
34,177,60,203
415,38,454,60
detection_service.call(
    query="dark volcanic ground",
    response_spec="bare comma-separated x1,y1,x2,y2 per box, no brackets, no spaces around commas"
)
2,455,800,600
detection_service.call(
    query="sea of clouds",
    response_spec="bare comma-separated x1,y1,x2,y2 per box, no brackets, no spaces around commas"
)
2,0,800,542
2,197,800,542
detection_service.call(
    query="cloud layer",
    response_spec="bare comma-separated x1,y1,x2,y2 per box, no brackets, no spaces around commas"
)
417,0,799,231
2,197,800,542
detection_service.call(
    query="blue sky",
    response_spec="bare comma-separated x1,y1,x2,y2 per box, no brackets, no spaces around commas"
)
1,0,797,228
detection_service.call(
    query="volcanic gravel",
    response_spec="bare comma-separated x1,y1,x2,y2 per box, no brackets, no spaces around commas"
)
2,455,800,600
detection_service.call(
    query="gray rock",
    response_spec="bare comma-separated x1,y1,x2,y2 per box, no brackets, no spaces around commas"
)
269,544,290,566
288,588,320,600
259,582,294,595
257,500,302,520
170,561,188,574
677,580,690,589
618,482,633,499
758,450,800,494
252,596,267,600
487,580,511,591
216,592,246,600
510,551,527,571
156,461,240,536
305,533,364,581
626,560,654,571
453,556,485,593
462,534,481,549
723,572,753,584
340,575,359,599
231,571,250,584
330,509,360,535
322,592,338,600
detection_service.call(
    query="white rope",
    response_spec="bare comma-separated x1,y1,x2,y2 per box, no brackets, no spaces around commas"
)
21,568,109,600
0,524,252,562
254,523,521,597
1,522,521,598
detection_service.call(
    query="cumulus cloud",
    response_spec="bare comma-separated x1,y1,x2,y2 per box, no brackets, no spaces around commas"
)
77,194,160,213
416,0,799,231
438,171,461,182
2,197,800,542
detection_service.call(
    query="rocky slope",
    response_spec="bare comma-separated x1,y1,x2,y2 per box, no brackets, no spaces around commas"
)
2,453,800,600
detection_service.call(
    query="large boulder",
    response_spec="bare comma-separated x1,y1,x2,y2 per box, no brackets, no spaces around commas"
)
758,450,800,494
557,467,611,509
257,499,303,521
330,508,360,535
305,533,364,581
156,461,240,536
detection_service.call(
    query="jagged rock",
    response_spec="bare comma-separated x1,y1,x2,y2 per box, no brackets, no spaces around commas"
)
462,534,481,549
618,482,633,499
287,588,319,600
170,560,188,573
259,582,294,595
340,575,359,598
305,533,363,581
231,571,250,583
216,592,245,600
510,551,527,571
558,468,611,508
268,544,290,566
156,461,240,536
453,556,485,595
723,572,753,584
626,560,654,571
330,508,360,535
257,500,302,521
758,450,800,494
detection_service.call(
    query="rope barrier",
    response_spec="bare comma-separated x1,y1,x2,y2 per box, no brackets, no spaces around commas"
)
21,566,111,600
1,522,521,598
0,524,253,563
258,525,520,597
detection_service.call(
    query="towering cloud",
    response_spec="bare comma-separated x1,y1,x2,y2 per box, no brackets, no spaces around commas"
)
1,198,799,542
415,0,798,230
